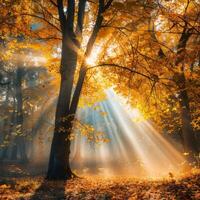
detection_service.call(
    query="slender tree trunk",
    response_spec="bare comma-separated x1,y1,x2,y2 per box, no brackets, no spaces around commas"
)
0,85,10,160
1,83,16,160
14,67,27,162
7,92,17,160
178,72,199,156
11,141,18,160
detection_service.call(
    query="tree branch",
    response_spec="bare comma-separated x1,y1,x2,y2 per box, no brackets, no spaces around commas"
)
50,0,58,7
103,0,114,12
66,0,75,32
87,63,153,80
21,13,61,32
57,0,66,32
76,0,87,37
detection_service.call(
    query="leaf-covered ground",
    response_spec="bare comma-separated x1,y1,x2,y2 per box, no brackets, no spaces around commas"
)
0,165,200,200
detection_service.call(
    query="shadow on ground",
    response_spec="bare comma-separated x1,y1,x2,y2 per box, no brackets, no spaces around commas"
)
30,180,66,200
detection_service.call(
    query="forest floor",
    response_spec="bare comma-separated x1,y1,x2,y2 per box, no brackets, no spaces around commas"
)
0,164,200,200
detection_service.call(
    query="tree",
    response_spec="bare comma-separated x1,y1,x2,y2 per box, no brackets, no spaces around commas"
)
148,0,200,157
0,34,53,162
46,0,114,180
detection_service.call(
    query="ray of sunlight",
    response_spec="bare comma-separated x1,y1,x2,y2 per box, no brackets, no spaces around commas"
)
70,88,187,179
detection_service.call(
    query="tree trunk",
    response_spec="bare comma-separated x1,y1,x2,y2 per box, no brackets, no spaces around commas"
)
46,100,74,179
46,66,86,180
0,85,10,160
178,72,199,157
174,29,198,158
15,67,27,162
46,35,78,179
46,0,107,180
11,141,18,160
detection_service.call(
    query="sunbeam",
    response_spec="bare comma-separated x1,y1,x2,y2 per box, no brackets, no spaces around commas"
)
71,88,187,179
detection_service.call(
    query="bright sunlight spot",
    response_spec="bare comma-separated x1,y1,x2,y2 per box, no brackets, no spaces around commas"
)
32,56,47,67
131,108,142,121
86,46,101,66
109,89,144,122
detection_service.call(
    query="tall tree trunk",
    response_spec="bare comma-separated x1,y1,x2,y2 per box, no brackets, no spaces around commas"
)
1,83,16,160
7,93,17,160
46,0,110,180
156,25,199,157
0,85,10,160
175,29,199,157
14,67,27,162
177,72,199,157
46,34,78,179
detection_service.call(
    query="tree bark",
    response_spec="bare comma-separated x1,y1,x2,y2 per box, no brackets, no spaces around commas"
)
46,73,76,179
0,85,10,160
177,72,199,156
174,29,199,157
46,15,79,179
15,67,27,162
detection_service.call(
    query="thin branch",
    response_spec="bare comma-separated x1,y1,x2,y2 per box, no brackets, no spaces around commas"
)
87,63,153,80
103,0,114,12
66,0,75,32
57,0,66,32
21,13,61,32
76,0,87,36
50,0,58,7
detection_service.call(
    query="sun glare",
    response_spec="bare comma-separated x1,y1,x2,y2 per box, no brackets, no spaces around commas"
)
86,54,97,66
86,46,101,66
108,89,144,122
32,56,47,66
131,108,142,121
71,88,186,178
